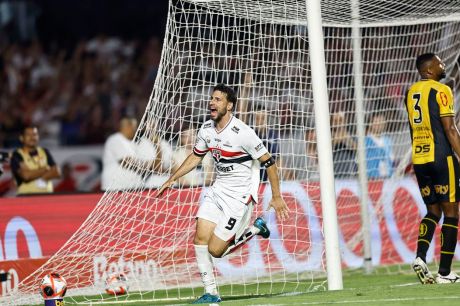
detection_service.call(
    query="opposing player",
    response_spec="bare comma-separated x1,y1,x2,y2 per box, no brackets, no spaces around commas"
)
157,83,289,303
406,53,460,284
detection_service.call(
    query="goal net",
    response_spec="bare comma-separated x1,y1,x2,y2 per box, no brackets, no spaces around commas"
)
4,0,460,304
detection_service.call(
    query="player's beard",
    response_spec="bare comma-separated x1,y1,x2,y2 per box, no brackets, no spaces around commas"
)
211,108,227,123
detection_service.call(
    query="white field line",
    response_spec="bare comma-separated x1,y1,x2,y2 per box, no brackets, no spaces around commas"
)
68,283,445,306
390,282,420,287
226,295,460,306
67,295,460,306
296,295,460,305
78,297,193,305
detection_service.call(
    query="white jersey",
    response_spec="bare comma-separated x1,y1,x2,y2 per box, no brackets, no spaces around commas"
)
102,132,143,190
193,116,268,203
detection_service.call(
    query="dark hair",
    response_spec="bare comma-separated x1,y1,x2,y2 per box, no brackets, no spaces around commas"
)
416,53,436,71
21,125,38,135
213,83,237,108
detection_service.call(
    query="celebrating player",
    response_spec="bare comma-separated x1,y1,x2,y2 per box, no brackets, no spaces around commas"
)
157,83,289,303
407,53,460,284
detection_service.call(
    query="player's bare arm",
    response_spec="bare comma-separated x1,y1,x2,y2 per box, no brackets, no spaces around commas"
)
441,116,460,158
156,152,204,197
259,152,289,221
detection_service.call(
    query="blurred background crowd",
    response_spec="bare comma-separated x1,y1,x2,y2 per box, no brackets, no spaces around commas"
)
0,1,410,196
0,1,170,195
0,1,168,148
0,36,163,147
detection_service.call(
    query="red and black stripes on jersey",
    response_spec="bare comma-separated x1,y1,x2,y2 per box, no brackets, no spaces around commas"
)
194,147,252,164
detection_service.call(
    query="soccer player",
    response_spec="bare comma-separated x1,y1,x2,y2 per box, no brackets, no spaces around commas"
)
406,53,460,284
157,83,289,303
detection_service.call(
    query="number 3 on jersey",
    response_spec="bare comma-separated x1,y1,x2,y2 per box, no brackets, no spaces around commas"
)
412,93,422,124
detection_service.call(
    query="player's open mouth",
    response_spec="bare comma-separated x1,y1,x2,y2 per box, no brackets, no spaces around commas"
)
210,107,217,115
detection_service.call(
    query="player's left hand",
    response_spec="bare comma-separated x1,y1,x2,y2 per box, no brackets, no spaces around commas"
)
268,196,289,221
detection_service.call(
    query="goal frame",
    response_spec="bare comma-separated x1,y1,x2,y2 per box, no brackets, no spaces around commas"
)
306,0,343,290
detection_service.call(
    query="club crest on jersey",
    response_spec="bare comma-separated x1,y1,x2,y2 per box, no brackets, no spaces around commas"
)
211,149,221,161
231,126,240,134
206,137,211,144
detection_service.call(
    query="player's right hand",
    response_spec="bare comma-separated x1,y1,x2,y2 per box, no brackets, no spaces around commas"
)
156,179,175,197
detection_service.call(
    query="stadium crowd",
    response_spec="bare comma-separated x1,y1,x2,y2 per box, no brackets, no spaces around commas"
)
0,21,408,196
0,35,162,148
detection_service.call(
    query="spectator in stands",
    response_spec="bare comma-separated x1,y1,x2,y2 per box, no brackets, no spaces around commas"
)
172,127,214,187
365,113,394,178
54,162,77,192
304,128,320,180
253,105,279,182
0,36,164,148
10,126,61,195
0,151,10,178
279,126,319,182
331,111,357,177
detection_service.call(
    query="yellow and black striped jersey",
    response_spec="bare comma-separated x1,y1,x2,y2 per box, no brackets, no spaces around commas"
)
405,79,455,164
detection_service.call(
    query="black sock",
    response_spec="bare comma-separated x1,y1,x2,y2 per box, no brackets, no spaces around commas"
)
416,212,440,262
439,217,458,276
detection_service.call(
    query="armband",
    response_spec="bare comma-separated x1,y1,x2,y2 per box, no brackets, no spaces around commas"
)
193,147,208,157
261,156,276,168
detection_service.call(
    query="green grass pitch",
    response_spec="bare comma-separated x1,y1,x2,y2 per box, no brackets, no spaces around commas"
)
32,263,460,305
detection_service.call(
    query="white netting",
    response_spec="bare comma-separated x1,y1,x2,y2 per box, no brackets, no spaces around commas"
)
3,0,460,305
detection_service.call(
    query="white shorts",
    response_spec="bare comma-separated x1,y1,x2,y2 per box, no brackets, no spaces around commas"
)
196,187,253,242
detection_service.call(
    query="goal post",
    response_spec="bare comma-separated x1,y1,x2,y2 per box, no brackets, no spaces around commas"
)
306,0,343,291
4,1,460,305
351,0,373,275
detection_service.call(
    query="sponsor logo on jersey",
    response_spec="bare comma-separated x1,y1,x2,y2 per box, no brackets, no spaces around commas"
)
204,122,212,128
255,143,263,152
440,92,448,106
415,144,430,153
421,186,431,197
231,126,240,134
434,185,448,195
216,164,234,172
211,149,221,161
214,138,221,142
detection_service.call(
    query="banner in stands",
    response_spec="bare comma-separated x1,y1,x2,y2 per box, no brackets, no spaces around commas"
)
0,178,456,296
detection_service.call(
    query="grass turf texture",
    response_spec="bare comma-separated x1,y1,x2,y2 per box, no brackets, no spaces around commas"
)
31,263,460,305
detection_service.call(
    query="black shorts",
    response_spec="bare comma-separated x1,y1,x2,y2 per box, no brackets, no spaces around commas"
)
413,155,460,205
